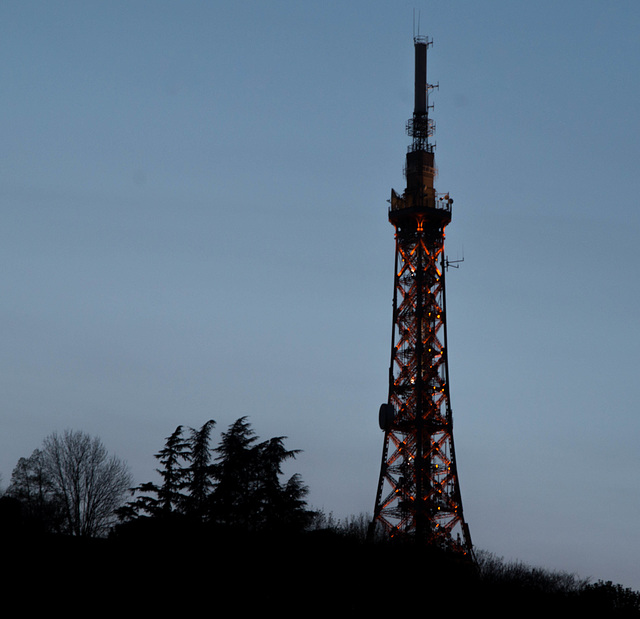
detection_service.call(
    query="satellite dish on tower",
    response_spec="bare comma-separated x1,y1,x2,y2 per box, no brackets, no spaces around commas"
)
378,403,395,430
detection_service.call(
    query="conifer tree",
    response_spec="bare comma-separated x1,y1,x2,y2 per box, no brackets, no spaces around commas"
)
155,425,190,514
118,417,312,534
212,417,311,531
183,419,216,519
252,436,301,529
120,425,189,519
212,417,257,528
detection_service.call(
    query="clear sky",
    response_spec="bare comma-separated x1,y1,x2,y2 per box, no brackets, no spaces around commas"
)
2,0,640,590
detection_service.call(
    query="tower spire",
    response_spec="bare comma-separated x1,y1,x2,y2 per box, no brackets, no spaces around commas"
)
414,36,429,115
369,37,472,555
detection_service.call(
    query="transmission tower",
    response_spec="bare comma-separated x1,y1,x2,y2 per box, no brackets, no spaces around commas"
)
369,36,473,556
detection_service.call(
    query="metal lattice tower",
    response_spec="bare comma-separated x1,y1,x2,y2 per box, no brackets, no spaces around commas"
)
369,36,473,556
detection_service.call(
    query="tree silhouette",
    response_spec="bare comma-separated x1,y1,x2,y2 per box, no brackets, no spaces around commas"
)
9,431,133,537
44,431,132,536
153,425,190,515
5,449,64,533
183,420,216,519
119,417,311,534
212,417,310,531
581,580,640,615
211,417,259,528
119,425,190,520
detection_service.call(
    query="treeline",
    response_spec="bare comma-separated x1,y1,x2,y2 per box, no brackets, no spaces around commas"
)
2,422,639,615
475,551,640,616
115,417,313,535
0,417,313,540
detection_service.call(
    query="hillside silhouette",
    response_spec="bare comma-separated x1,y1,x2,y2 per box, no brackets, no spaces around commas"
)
2,419,638,615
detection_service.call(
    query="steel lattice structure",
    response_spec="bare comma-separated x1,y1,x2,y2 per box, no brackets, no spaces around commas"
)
370,36,472,556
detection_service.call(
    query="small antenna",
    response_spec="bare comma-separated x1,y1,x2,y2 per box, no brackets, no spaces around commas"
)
413,9,421,38
446,248,465,270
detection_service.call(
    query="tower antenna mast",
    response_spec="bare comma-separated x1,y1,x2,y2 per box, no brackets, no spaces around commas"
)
369,36,473,556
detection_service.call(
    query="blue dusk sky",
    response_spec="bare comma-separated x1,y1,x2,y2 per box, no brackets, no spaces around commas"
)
2,1,640,590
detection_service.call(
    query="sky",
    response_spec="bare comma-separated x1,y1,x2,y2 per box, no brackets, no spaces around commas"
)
2,0,640,591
